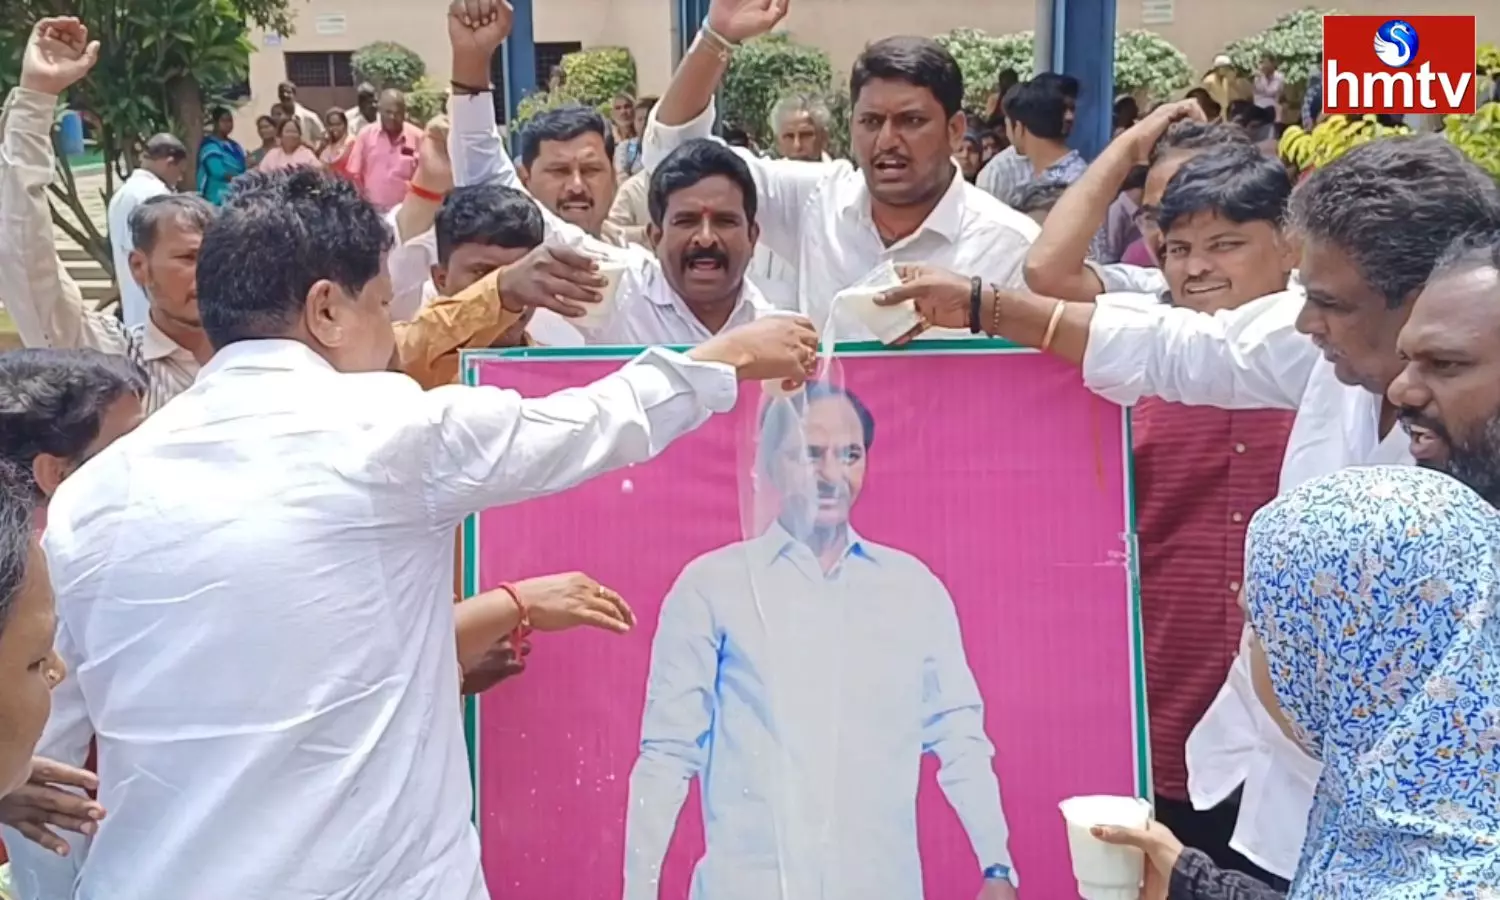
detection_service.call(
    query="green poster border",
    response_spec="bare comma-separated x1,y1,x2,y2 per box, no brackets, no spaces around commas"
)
459,338,1149,832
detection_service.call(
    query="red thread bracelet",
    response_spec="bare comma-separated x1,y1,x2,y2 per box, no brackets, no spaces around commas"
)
408,182,446,203
497,582,532,645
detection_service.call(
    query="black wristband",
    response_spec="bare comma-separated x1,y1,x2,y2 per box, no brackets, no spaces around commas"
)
450,80,491,96
968,275,983,334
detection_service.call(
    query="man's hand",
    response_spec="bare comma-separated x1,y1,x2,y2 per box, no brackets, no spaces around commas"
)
20,18,100,96
414,115,454,196
976,879,1018,900
0,757,104,856
1091,820,1185,900
495,245,608,317
519,573,635,634
689,313,818,385
461,636,530,695
448,0,512,64
1125,99,1207,163
705,0,789,44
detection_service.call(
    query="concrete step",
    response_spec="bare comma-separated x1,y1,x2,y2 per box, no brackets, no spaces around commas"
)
66,262,109,282
57,244,94,262
76,280,116,303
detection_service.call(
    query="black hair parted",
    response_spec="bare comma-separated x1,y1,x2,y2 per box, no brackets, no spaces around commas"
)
851,36,965,119
1158,145,1291,234
1288,135,1500,309
197,167,392,348
435,184,545,265
519,104,615,168
647,139,758,228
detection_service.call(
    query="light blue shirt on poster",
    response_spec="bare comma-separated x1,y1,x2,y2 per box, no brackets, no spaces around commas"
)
623,523,1015,900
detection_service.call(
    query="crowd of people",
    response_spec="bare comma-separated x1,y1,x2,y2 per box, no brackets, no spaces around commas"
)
2,0,1500,897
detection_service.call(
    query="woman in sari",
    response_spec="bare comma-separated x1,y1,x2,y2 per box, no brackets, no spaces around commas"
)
318,108,356,176
258,119,319,171
196,106,246,205
246,115,278,169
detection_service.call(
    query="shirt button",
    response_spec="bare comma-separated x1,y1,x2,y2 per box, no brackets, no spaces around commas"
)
1234,442,1247,454
1231,511,1244,523
1230,581,1241,592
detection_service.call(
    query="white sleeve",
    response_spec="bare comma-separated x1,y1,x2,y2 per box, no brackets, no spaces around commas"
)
1081,289,1317,410
422,347,737,526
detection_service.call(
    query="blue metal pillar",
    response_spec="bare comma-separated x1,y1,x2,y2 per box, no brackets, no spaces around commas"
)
501,0,537,122
675,0,711,63
1037,0,1116,160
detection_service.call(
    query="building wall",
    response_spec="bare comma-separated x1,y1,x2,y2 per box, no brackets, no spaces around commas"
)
242,0,1497,143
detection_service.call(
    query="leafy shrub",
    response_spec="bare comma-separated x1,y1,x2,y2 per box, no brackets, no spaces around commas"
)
558,46,636,108
352,41,426,92
406,74,447,126
934,28,1034,110
1224,8,1335,112
721,33,834,146
1445,103,1500,180
513,89,569,129
1113,30,1192,104
1480,43,1500,77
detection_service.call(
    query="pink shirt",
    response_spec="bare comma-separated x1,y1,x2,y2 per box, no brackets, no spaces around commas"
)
257,145,320,171
346,122,423,212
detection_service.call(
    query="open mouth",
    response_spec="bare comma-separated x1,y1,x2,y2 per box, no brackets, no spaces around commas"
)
872,156,910,176
1402,420,1446,462
684,250,729,276
558,199,593,213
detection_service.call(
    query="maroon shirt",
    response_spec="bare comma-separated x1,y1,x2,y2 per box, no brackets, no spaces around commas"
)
1133,398,1293,800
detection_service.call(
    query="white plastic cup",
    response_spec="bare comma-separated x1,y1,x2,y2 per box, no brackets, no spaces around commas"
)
1059,795,1152,900
574,259,627,326
760,310,810,398
837,286,923,344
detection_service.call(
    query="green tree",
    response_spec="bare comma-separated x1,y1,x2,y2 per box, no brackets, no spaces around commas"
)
351,40,425,92
511,46,636,130
933,28,1034,111
0,0,300,269
1224,8,1336,112
1113,29,1192,104
720,33,832,147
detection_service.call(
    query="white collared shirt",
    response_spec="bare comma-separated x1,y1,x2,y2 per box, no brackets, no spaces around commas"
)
1082,287,1413,878
448,94,769,346
641,101,1040,342
105,167,169,329
383,204,439,322
625,523,1013,900
38,338,737,900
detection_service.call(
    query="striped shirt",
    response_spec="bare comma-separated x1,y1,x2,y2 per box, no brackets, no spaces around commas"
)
1,86,199,412
1133,398,1293,799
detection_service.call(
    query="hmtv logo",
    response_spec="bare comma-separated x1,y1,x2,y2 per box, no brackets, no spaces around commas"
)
1322,15,1477,115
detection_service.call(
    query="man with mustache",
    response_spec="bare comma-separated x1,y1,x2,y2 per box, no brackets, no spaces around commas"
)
640,0,1040,339
446,1,771,345
1390,229,1500,505
625,383,1017,900
875,135,1500,885
517,105,630,245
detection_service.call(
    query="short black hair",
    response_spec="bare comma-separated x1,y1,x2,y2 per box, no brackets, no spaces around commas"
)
325,108,347,127
129,194,214,255
1012,180,1069,216
1148,119,1252,165
758,381,878,465
1032,71,1080,100
851,36,965,119
0,457,35,630
1158,145,1291,234
434,184,545,265
256,115,275,130
197,167,392,348
142,133,187,162
647,139,758,228
1002,77,1071,140
519,104,615,168
1288,135,1500,309
209,106,232,121
0,348,146,495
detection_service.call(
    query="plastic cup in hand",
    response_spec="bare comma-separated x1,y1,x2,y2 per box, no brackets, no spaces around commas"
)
571,258,626,326
760,310,811,399
838,285,923,344
1059,795,1152,900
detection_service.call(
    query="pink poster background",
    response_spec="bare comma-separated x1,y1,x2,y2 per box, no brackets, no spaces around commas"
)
465,346,1143,899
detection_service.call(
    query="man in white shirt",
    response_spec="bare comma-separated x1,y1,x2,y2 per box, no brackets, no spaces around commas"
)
877,135,1500,882
625,382,1017,900
105,133,184,329
275,80,325,146
346,82,377,134
446,4,771,347
742,91,835,311
37,163,818,900
642,0,1037,341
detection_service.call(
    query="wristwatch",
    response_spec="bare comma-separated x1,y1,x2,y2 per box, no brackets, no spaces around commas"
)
983,863,1014,885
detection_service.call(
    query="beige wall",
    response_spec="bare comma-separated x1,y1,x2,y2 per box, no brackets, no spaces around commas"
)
242,0,1498,143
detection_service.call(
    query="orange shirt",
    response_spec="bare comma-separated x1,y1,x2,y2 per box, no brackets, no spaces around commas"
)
393,269,524,391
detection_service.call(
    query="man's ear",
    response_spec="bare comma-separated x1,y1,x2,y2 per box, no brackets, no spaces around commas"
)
947,110,968,153
127,248,149,290
430,264,448,295
646,223,661,252
31,454,67,499
301,279,345,349
518,164,531,188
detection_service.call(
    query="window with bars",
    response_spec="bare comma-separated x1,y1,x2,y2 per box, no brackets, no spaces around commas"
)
284,52,355,89
534,41,583,88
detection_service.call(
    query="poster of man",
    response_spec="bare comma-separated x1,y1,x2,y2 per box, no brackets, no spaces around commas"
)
463,343,1145,899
